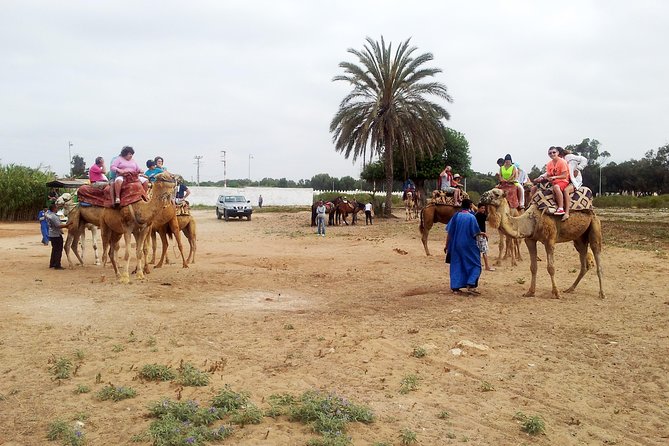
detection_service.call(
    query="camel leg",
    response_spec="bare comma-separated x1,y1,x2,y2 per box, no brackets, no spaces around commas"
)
515,238,522,262
169,218,188,268
589,217,605,299
90,225,100,265
523,239,538,297
183,225,196,264
495,232,505,266
155,229,169,268
149,229,157,264
565,238,589,295
544,241,560,298
420,219,432,256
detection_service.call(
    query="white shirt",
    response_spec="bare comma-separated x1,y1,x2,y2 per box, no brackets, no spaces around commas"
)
365,203,372,212
564,154,588,188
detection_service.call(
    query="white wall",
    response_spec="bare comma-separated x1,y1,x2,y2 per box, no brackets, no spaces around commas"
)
187,187,403,206
188,186,314,206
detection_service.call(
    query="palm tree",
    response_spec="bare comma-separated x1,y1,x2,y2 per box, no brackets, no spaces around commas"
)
330,36,452,216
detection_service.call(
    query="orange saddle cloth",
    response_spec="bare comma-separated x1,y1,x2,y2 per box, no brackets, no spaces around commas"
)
77,180,146,208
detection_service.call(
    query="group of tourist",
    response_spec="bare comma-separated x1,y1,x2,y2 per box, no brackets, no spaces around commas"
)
85,148,190,205
444,145,589,295
42,146,194,270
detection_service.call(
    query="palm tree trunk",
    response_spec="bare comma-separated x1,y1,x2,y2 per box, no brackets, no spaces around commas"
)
383,139,394,217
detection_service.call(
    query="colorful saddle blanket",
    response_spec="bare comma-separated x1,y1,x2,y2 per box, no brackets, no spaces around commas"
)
76,179,146,208
531,185,594,213
497,182,521,209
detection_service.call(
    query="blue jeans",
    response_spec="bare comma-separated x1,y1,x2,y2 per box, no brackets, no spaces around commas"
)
316,216,326,235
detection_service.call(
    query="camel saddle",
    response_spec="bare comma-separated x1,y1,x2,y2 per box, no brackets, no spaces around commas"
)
77,178,146,208
531,185,594,213
430,189,469,206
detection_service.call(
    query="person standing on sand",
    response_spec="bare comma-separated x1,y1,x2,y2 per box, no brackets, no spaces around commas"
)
258,195,263,208
46,204,66,269
445,199,483,295
315,200,326,236
475,203,494,272
38,207,49,245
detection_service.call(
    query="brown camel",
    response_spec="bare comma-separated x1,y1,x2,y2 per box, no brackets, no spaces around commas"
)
150,213,197,266
419,203,460,255
100,172,176,283
480,188,604,299
64,205,131,268
146,201,188,269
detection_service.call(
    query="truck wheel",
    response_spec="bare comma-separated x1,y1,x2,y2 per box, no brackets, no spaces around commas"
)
247,214,252,221
224,210,229,221
216,209,222,220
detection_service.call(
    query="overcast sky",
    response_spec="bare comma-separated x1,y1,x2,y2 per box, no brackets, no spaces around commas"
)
1,0,668,183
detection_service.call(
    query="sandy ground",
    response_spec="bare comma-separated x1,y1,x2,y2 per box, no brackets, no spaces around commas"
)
0,208,667,445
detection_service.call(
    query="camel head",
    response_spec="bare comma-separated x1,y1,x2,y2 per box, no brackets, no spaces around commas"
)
56,192,72,206
480,188,506,207
480,188,508,229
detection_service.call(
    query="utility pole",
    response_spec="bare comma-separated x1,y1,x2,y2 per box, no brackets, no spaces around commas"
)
248,154,253,180
68,141,73,177
193,155,203,186
220,150,227,188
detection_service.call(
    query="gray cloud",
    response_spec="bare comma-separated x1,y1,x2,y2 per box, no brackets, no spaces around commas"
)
1,0,667,181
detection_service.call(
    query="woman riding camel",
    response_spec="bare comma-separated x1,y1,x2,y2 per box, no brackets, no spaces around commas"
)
110,146,148,205
531,146,570,218
498,154,523,211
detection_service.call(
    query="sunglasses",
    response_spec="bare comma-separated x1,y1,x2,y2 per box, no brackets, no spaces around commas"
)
548,151,558,155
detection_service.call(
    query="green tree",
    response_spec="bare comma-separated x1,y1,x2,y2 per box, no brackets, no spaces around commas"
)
330,36,452,216
71,155,86,178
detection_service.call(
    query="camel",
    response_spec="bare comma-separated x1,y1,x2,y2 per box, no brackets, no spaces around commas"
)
57,194,100,266
100,172,176,283
419,203,460,255
150,213,197,266
404,191,417,221
480,187,604,299
64,204,132,269
145,200,188,269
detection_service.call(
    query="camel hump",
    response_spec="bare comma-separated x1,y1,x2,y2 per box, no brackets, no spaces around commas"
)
532,186,594,213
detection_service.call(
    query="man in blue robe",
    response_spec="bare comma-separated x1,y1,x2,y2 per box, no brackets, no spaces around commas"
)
445,199,483,295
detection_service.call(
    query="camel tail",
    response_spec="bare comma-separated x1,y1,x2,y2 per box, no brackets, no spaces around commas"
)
419,208,425,233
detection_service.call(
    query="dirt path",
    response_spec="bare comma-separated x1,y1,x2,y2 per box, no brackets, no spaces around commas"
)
0,209,667,445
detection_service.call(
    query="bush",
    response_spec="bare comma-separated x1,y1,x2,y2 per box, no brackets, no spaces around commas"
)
594,194,669,209
0,164,54,221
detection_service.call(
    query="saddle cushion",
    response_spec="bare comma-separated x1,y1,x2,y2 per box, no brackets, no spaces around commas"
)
77,181,146,208
531,185,594,213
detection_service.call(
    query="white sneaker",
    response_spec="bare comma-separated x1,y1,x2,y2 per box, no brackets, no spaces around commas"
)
554,207,565,216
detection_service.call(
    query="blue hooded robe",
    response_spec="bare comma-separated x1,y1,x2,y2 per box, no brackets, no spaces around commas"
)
446,211,482,290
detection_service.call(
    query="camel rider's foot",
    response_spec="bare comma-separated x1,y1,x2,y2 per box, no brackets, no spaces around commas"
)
115,198,121,205
554,207,565,216
561,213,570,221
